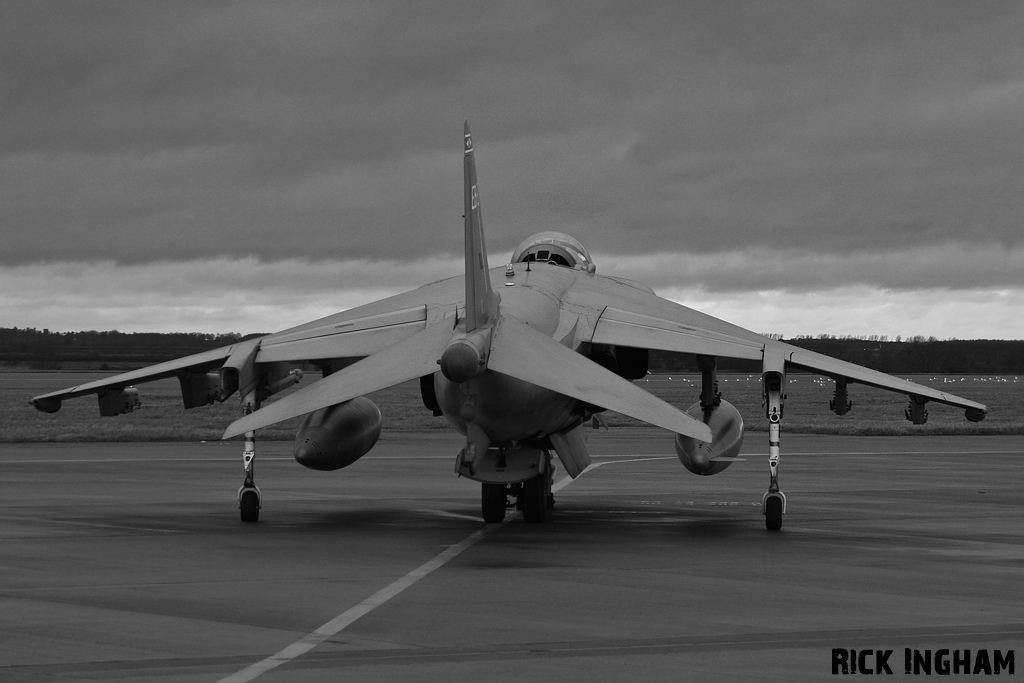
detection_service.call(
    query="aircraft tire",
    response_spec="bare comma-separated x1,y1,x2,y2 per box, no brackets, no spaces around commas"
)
240,489,260,523
481,483,507,523
765,495,782,531
521,475,546,524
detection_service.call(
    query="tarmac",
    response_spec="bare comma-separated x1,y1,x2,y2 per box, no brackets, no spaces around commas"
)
1,429,1022,682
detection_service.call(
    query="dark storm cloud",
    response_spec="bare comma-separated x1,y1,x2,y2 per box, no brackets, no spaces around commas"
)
1,0,1022,289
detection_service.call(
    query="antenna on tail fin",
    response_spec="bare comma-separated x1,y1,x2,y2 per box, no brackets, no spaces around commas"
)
463,121,499,331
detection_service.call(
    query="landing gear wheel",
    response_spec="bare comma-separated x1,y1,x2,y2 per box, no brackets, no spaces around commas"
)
521,474,547,523
481,483,507,523
239,488,260,522
765,494,782,531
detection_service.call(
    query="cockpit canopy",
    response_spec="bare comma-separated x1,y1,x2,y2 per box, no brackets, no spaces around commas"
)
510,232,596,273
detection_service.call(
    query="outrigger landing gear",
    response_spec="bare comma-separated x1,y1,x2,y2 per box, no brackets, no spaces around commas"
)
237,395,262,522
762,368,787,531
238,428,261,522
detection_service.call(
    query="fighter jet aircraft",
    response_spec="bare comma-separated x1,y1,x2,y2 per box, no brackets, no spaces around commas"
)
31,122,989,531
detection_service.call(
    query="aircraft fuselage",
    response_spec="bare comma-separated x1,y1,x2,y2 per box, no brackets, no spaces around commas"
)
434,264,584,445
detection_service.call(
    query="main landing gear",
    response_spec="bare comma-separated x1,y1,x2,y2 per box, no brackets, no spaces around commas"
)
519,468,554,523
481,482,507,523
479,452,555,524
762,369,787,531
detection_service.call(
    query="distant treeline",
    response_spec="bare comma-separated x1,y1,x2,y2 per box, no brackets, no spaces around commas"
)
650,337,1024,374
0,327,263,369
2,327,1021,374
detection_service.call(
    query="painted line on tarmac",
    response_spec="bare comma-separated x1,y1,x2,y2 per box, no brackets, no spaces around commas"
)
218,456,666,683
0,457,295,464
414,509,483,522
215,524,501,683
691,450,1022,456
4,514,180,534
747,450,1024,456
0,455,647,465
4,450,1020,466
0,455,489,464
217,461,610,683
593,450,1024,458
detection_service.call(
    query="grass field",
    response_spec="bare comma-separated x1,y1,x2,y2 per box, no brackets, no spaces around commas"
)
1,369,1019,442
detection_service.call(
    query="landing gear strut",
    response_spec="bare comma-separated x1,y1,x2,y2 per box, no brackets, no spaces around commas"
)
762,368,787,531
237,396,261,522
237,428,261,522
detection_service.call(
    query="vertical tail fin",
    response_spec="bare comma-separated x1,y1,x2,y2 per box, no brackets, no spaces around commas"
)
463,121,499,331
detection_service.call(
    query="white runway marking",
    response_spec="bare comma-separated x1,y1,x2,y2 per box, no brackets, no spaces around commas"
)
219,462,605,683
5,514,180,534
3,450,1021,466
0,457,294,464
414,509,482,522
216,523,500,683
218,455,665,682
592,450,1024,457
40,519,179,533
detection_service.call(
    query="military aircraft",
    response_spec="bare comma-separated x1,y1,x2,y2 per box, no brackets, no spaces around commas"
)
31,122,988,531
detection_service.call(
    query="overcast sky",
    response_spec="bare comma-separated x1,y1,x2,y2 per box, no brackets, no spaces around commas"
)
2,1,1022,339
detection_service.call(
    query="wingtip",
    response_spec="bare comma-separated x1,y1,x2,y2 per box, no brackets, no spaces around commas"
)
965,406,988,423
30,396,62,413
